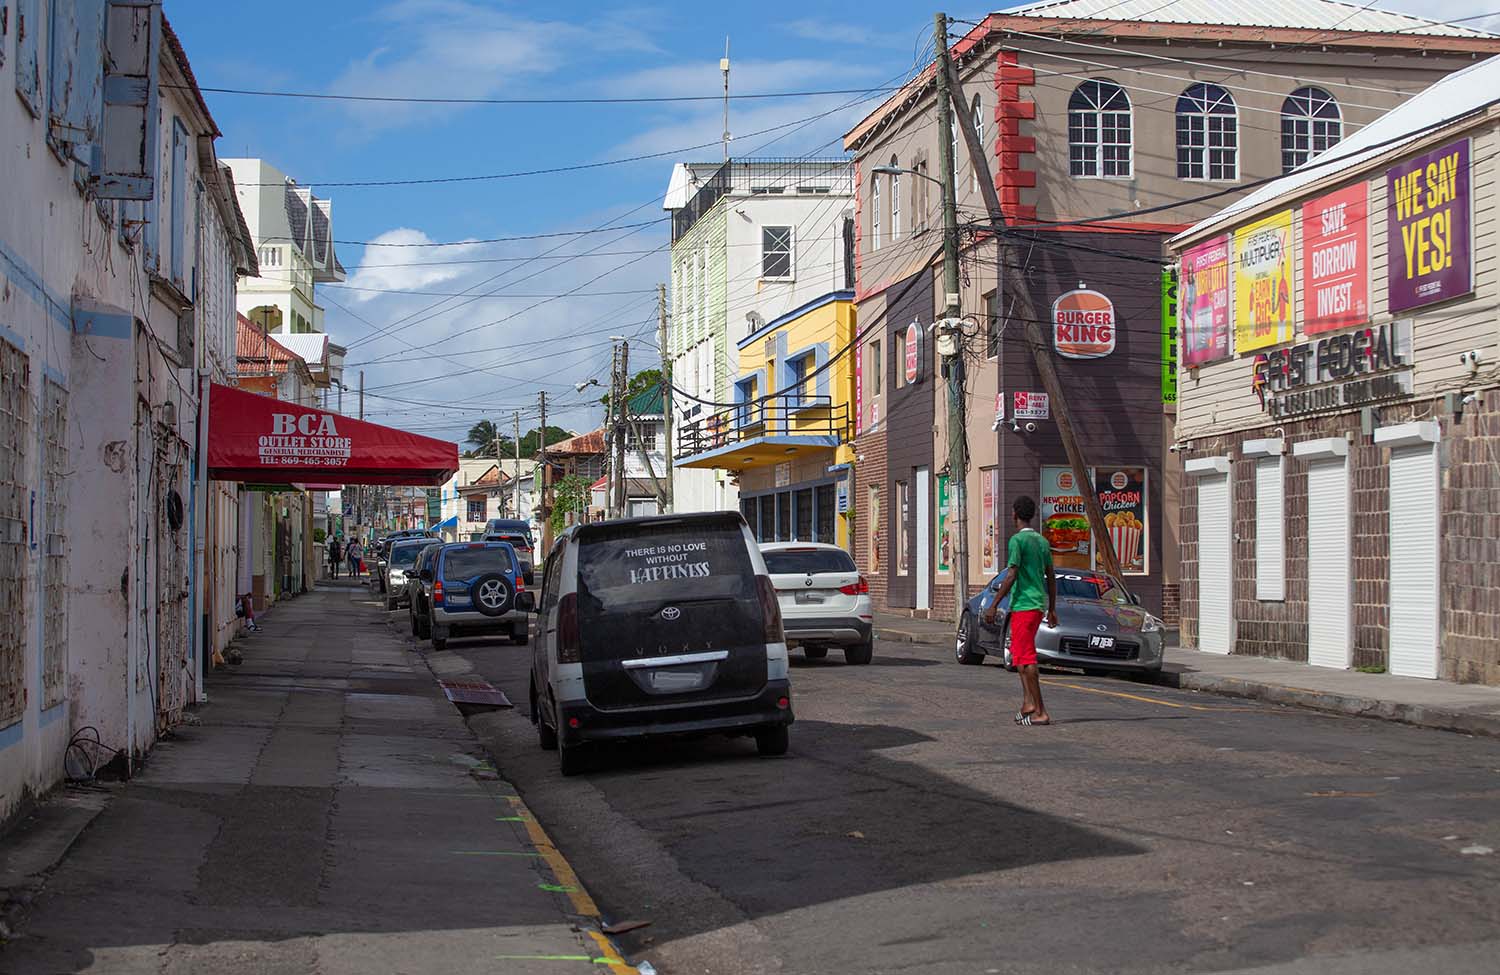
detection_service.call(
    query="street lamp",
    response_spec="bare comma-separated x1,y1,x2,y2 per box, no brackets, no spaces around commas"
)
871,164,942,186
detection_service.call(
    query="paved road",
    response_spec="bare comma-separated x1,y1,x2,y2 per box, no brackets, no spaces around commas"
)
408,616,1500,975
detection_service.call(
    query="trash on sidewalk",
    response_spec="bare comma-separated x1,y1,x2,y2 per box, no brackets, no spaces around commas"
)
601,919,652,935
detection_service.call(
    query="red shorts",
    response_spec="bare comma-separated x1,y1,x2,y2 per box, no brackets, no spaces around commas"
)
1009,609,1044,667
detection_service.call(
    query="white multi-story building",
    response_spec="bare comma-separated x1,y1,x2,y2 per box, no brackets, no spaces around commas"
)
663,159,855,513
0,4,257,818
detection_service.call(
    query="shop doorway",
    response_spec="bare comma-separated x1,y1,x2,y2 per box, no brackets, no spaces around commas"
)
1302,446,1351,668
1385,430,1440,678
915,467,931,611
1195,465,1232,653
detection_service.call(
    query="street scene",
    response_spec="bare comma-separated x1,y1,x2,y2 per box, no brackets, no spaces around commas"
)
4,1,1500,973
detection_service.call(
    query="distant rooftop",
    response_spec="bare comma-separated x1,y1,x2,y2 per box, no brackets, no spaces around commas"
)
998,0,1497,38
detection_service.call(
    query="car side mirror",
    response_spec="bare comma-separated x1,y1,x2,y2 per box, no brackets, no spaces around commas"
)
1129,591,1141,606
419,569,434,582
515,592,536,613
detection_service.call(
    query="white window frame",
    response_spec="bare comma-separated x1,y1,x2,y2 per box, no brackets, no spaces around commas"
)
761,225,794,281
1176,83,1238,182
889,156,901,241
871,174,881,250
1069,80,1133,179
1281,86,1341,174
970,95,984,193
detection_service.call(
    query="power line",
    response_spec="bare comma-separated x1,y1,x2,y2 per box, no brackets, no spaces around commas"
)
182,83,907,106
261,217,667,248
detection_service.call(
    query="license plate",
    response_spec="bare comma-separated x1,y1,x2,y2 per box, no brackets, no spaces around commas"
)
1088,635,1116,650
794,591,826,604
447,595,471,605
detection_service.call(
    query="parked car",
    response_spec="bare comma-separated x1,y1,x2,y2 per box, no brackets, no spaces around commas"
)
483,518,536,584
528,511,793,776
419,541,532,652
955,569,1166,675
406,542,443,639
374,530,436,593
383,539,431,611
759,542,873,665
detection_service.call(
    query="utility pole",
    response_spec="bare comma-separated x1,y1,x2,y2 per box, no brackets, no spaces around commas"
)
513,411,522,519
615,340,630,518
940,33,1126,583
538,391,552,553
934,12,971,613
356,371,365,538
658,283,674,513
721,38,731,163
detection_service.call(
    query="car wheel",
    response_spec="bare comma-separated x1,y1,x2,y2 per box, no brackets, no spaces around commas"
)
755,725,789,757
956,612,986,665
844,641,873,666
534,684,558,751
558,737,586,776
431,636,447,652
803,645,828,660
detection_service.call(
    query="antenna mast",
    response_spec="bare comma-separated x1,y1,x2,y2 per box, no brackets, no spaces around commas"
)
720,38,731,162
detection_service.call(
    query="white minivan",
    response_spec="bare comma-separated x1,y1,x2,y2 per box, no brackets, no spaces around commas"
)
528,512,793,775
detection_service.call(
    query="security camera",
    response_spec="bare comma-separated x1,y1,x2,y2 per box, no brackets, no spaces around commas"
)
1024,422,1037,433
1460,349,1484,373
1010,420,1022,434
1168,443,1183,453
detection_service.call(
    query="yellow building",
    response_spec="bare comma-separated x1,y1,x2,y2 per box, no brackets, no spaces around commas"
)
676,291,856,548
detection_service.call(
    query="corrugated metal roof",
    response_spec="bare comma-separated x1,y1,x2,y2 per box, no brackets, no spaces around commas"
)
1177,54,1500,241
1001,0,1497,38
548,429,605,456
273,332,329,366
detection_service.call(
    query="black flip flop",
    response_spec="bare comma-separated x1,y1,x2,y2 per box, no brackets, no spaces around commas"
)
1016,713,1052,726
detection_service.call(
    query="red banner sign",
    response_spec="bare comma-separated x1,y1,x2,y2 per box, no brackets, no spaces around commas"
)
1302,184,1368,334
207,383,458,486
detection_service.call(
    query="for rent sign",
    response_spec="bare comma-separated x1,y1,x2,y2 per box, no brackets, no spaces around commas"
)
1388,138,1471,312
1302,184,1368,333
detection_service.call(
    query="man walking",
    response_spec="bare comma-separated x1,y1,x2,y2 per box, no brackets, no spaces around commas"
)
984,495,1058,726
346,537,363,579
328,535,342,579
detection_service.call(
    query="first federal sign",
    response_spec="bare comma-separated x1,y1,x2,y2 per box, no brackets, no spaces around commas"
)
1254,319,1412,419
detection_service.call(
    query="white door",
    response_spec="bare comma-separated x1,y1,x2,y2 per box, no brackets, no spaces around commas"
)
1388,443,1440,678
915,468,931,611
1197,472,1232,654
1306,456,1351,668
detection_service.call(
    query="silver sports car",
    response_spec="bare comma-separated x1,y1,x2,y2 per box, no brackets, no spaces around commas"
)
955,570,1166,674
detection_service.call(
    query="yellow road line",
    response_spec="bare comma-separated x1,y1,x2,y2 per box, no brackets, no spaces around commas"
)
507,794,636,974
1040,679,1266,712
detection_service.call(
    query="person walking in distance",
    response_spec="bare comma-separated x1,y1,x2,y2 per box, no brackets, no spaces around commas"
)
327,535,343,580
984,495,1058,726
346,537,362,579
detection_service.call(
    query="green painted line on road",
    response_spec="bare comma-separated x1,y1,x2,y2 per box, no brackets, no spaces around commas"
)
538,882,578,892
451,850,544,857
495,815,529,821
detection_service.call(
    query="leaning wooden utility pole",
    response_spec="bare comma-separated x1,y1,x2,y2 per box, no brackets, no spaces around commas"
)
513,412,522,519
658,283,674,513
538,391,552,553
934,11,971,612
940,33,1126,583
614,340,630,518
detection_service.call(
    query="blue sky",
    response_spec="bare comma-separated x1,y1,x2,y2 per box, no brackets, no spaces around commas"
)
168,0,1486,442
167,0,962,441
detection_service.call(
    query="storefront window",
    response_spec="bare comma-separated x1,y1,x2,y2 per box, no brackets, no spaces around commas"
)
795,488,814,540
816,484,836,543
896,480,910,575
759,495,775,543
776,493,792,542
741,498,758,538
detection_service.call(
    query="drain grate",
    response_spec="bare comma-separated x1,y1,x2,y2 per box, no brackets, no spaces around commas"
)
438,679,513,709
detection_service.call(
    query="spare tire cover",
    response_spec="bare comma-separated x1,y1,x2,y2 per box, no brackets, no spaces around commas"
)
471,573,513,617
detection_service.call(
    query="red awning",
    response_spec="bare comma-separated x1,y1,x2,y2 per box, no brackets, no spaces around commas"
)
207,383,458,486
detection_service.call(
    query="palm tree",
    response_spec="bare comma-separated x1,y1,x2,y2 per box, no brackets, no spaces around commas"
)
465,420,504,458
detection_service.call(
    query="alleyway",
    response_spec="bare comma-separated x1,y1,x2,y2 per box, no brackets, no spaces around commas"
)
0,583,620,974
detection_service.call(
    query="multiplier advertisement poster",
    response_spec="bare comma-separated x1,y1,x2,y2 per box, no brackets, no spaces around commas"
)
1232,209,1295,354
1039,467,1091,570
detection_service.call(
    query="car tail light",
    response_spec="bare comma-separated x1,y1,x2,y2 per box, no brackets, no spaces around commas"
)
557,593,580,663
514,573,525,592
839,576,870,596
756,575,785,644
433,579,445,606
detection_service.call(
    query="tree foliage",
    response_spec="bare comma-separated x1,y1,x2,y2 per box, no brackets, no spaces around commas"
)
464,421,574,458
550,474,592,534
600,368,663,411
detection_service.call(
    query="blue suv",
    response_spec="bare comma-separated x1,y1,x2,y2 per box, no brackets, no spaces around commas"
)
420,541,534,651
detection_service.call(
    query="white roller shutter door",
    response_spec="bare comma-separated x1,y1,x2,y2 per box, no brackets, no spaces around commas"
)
1305,456,1351,669
1388,443,1440,678
1255,457,1285,601
1197,472,1233,654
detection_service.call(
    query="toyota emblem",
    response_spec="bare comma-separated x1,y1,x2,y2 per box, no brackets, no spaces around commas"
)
661,606,681,621
1096,624,1109,632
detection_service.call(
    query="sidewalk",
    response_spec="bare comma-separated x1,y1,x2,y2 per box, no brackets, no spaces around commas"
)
0,580,632,974
874,611,1500,738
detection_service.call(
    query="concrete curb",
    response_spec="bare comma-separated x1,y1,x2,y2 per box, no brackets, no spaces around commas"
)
875,624,1500,740
1145,669,1500,740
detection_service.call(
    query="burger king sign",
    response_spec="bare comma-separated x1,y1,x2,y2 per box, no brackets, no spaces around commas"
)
1052,289,1116,359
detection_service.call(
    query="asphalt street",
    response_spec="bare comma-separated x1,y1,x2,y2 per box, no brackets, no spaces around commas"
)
406,612,1500,975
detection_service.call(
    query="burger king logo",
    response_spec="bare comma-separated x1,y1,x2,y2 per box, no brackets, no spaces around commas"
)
1110,471,1128,490
1052,289,1116,359
1057,471,1074,490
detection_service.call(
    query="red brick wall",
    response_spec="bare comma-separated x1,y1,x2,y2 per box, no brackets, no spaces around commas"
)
1441,405,1500,685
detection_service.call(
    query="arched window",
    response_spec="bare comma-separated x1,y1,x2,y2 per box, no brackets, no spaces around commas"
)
890,155,902,241
1068,81,1131,178
1176,83,1238,181
1281,87,1341,174
871,172,881,251
970,94,984,191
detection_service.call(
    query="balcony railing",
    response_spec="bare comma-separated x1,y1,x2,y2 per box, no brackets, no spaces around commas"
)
671,159,852,242
675,396,850,461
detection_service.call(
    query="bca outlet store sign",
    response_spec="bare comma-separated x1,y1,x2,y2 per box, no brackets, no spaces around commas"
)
1053,289,1116,359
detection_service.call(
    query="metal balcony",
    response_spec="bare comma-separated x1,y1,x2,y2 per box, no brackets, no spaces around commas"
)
675,396,850,469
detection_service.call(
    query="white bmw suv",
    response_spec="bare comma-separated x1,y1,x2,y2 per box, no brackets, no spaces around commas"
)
759,542,874,665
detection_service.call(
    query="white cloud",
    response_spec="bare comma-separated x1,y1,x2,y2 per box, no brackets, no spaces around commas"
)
781,19,891,47
342,228,487,299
